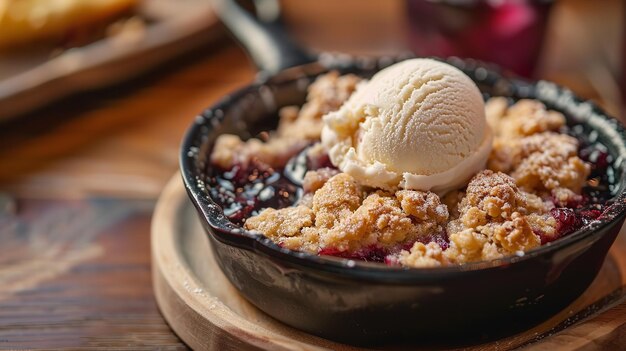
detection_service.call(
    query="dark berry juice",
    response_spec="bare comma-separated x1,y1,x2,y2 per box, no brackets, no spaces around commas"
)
206,159,302,225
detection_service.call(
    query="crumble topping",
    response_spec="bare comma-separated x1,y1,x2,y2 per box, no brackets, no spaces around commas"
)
244,205,314,239
322,189,448,252
328,170,555,267
277,71,362,140
459,169,528,223
487,99,591,206
398,242,448,268
486,98,566,138
312,173,363,229
511,133,590,201
211,72,361,169
439,170,550,265
488,132,590,202
210,134,308,169
324,192,416,251
245,173,448,256
212,74,600,269
302,168,340,194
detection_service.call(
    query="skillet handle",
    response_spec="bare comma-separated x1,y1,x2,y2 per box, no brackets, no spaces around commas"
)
212,0,316,75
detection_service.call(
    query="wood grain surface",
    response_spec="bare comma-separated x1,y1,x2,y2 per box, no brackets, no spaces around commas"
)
0,41,253,350
0,0,622,349
0,198,184,350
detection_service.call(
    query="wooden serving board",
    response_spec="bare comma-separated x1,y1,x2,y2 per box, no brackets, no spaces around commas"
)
151,174,626,350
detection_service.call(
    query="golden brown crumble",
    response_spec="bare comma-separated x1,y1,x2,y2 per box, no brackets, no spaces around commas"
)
397,171,553,267
322,190,448,252
244,205,314,239
323,192,416,251
227,80,594,268
512,133,590,199
302,168,340,194
460,170,527,223
277,71,361,140
397,190,449,223
210,72,361,169
245,173,448,255
398,242,448,268
487,99,590,206
426,170,549,266
486,98,566,138
312,173,363,229
316,176,448,252
489,132,590,205
210,134,308,169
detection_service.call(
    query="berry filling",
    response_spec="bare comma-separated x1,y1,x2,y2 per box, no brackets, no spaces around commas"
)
207,159,301,225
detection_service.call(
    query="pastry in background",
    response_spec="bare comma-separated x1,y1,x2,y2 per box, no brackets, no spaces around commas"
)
0,0,138,49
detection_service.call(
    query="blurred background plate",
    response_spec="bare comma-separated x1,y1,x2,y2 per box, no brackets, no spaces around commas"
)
0,0,218,121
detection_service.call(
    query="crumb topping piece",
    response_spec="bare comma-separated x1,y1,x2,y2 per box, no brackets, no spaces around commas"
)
397,190,449,223
398,242,448,268
486,98,566,138
312,173,363,229
210,72,361,169
460,170,526,223
435,170,548,265
245,173,448,256
210,134,308,169
302,168,340,194
278,71,361,140
244,205,314,239
512,133,590,201
324,192,415,251
489,132,590,205
487,99,590,206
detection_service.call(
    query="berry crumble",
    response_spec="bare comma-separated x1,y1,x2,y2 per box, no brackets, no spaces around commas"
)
206,70,614,268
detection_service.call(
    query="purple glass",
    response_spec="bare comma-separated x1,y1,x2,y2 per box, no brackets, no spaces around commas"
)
407,0,553,77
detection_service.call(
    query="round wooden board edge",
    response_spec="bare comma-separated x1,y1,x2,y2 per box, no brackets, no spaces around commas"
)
151,174,626,351
150,173,335,351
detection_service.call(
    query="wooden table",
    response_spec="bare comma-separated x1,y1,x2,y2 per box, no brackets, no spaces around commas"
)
0,38,256,350
0,1,623,349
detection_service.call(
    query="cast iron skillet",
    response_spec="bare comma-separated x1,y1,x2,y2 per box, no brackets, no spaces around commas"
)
180,0,626,345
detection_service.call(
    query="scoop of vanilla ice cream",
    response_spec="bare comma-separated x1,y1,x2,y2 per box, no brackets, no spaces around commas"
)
321,58,492,193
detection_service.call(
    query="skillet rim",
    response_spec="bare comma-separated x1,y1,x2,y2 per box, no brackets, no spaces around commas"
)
180,58,626,282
